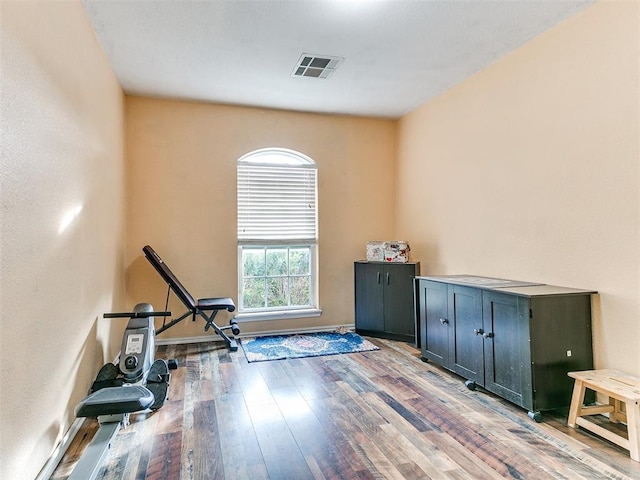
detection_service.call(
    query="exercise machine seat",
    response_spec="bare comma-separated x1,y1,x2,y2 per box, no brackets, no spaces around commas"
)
75,385,154,418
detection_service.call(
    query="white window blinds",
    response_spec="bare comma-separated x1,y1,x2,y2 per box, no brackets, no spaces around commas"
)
237,162,317,243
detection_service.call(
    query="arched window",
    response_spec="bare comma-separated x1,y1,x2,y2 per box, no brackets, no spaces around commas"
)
236,148,320,320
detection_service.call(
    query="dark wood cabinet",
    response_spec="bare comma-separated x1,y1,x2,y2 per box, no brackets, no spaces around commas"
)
355,261,420,343
416,275,595,420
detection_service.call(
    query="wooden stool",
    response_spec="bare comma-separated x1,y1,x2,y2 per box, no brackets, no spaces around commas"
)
567,369,640,461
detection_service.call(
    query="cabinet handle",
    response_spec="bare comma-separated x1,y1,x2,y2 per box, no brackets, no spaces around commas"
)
386,272,390,285
482,332,494,339
439,318,449,325
473,328,484,336
377,272,381,284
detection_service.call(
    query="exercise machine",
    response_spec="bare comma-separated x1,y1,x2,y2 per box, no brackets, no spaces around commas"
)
142,245,240,351
68,303,176,480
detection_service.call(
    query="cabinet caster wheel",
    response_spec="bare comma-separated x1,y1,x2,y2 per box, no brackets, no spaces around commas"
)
464,380,476,391
527,411,543,423
420,357,429,363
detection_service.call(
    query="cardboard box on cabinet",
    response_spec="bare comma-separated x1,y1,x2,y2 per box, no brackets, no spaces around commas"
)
366,241,385,261
384,241,410,263
366,241,410,262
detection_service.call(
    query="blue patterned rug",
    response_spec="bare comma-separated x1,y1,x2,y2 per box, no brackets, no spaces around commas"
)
240,331,379,363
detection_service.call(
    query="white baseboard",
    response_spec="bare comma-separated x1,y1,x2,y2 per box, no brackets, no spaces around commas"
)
155,323,356,345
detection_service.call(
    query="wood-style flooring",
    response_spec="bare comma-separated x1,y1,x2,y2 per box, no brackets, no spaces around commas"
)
51,338,640,479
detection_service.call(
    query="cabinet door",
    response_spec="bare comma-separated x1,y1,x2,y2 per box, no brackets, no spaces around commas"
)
383,263,417,339
450,285,484,385
354,262,384,332
419,280,452,367
482,291,531,409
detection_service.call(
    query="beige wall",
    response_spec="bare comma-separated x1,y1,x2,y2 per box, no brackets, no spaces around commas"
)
397,1,640,376
0,2,125,479
125,98,398,338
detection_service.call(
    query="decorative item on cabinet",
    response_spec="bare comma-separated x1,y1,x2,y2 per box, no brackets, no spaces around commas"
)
366,241,411,263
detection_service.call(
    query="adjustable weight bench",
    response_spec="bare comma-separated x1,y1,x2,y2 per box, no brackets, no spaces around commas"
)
142,245,240,351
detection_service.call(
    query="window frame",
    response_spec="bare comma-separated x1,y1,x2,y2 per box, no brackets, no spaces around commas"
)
236,148,320,321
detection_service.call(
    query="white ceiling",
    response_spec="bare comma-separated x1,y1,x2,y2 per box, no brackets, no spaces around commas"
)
82,0,595,119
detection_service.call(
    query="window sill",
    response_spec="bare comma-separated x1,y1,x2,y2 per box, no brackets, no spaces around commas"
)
234,308,322,322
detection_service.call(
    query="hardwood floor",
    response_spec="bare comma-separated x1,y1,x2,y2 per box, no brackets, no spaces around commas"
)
51,338,640,479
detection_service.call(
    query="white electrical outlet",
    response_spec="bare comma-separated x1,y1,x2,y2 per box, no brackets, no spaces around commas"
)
567,350,572,357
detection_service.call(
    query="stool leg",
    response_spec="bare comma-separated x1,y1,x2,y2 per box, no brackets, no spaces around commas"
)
609,397,620,423
627,400,640,462
568,380,585,428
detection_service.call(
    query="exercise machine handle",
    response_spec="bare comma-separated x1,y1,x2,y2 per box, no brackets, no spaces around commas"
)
103,311,172,319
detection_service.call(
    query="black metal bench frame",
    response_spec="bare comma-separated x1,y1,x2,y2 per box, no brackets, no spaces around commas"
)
142,245,239,351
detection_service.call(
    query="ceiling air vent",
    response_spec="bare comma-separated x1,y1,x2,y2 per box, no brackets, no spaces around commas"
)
292,54,343,79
